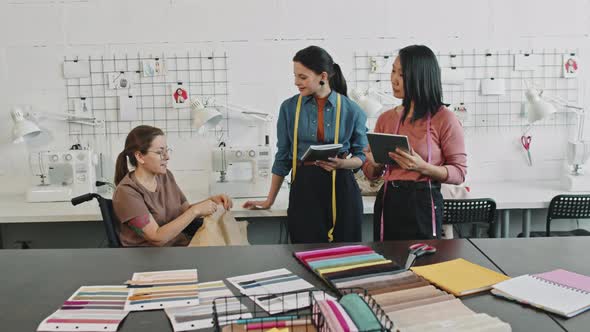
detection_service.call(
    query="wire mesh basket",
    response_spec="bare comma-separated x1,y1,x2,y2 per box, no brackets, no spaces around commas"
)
212,288,393,332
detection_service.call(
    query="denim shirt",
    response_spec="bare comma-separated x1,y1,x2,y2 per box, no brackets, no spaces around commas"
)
271,91,369,177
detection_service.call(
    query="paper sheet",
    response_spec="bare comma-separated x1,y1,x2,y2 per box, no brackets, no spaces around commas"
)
124,269,199,311
165,280,251,331
37,285,130,332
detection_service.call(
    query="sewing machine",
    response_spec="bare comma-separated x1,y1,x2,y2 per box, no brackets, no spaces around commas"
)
26,150,98,202
210,146,271,198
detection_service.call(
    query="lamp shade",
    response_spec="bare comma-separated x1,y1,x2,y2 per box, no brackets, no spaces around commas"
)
190,98,223,129
349,87,383,117
525,88,557,123
10,109,41,143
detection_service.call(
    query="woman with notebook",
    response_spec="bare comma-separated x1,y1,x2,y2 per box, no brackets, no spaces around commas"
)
362,45,467,240
243,46,369,243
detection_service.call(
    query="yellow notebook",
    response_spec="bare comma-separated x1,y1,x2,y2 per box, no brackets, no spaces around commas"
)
411,258,510,296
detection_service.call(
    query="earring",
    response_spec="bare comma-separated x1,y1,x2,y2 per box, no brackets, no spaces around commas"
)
319,80,325,86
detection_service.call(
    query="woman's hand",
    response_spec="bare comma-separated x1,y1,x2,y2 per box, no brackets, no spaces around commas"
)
316,157,346,172
190,199,218,218
363,147,384,173
243,198,273,210
209,194,233,210
389,148,428,173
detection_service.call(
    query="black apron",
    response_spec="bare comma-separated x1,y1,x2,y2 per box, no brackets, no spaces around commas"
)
288,166,363,243
373,180,443,240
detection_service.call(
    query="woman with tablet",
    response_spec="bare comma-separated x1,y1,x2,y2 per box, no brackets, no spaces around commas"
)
243,46,368,243
362,45,467,241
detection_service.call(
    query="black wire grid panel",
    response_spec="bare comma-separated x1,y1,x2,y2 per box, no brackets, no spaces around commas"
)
212,288,394,332
63,52,230,139
352,48,580,130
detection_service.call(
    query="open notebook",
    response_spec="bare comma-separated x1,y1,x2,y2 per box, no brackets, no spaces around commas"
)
492,269,590,318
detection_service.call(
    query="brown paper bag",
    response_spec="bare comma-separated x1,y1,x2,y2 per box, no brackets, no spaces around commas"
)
189,206,249,247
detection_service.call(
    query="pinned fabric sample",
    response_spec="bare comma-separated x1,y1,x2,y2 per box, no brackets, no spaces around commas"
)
514,54,540,71
63,61,90,78
124,269,199,311
108,72,132,90
142,58,167,77
227,268,314,314
118,95,138,121
165,280,251,331
563,54,579,78
171,84,190,109
441,67,466,85
480,78,506,95
37,285,130,332
74,98,92,114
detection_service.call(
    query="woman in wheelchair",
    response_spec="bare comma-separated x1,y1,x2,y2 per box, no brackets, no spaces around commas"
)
113,125,232,247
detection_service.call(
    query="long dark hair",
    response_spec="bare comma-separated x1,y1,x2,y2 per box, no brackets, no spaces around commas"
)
114,125,164,185
293,46,348,96
398,45,444,122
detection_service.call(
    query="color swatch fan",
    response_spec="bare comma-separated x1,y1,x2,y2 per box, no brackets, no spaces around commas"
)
124,269,199,311
227,268,314,314
37,285,130,332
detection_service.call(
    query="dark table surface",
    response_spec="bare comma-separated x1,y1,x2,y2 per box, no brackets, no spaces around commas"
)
0,239,565,332
473,237,590,332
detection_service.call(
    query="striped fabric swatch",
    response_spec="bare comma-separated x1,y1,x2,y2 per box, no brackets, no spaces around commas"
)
164,280,252,331
124,269,199,311
294,245,404,291
37,285,130,332
227,268,314,314
314,299,359,332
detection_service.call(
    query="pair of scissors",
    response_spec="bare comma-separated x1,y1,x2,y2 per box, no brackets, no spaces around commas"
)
405,243,437,269
521,135,532,166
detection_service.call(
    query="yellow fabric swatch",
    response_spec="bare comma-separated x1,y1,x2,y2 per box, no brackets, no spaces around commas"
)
317,259,392,275
266,327,289,332
411,258,510,296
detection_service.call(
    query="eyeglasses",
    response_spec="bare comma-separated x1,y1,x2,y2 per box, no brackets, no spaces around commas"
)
147,147,172,160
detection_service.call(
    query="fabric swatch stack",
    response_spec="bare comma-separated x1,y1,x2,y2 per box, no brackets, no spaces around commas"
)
294,245,407,293
294,246,513,332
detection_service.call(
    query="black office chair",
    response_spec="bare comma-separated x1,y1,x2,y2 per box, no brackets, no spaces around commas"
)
443,198,497,238
71,193,122,248
525,194,590,237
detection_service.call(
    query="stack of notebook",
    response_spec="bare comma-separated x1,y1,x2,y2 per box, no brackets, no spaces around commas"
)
492,269,590,318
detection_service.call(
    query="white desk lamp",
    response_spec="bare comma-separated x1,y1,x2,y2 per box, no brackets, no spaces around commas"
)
11,107,41,143
525,87,590,190
10,106,102,144
349,87,397,117
190,97,223,129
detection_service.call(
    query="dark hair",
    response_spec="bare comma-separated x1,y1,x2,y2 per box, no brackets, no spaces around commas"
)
398,45,445,122
293,46,348,96
114,125,164,185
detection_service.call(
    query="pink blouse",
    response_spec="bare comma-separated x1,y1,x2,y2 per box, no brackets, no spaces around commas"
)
362,106,467,184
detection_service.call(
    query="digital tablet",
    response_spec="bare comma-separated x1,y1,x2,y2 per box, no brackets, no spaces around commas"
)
367,133,410,165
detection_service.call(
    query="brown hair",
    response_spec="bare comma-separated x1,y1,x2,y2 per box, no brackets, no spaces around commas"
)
114,125,165,185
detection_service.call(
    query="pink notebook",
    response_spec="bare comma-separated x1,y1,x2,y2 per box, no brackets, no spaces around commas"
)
534,269,590,293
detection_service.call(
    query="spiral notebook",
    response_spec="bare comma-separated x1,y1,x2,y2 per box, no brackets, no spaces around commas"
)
492,269,590,317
